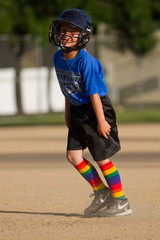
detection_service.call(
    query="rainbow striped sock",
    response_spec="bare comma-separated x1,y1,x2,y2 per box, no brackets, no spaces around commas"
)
99,160,125,199
75,158,107,193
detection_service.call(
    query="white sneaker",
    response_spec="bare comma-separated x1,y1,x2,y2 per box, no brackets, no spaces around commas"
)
84,188,112,216
98,198,132,217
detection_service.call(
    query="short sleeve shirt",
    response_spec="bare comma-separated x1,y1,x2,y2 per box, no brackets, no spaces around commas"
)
53,49,108,106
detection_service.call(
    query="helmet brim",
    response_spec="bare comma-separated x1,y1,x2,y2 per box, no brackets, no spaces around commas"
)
53,19,82,32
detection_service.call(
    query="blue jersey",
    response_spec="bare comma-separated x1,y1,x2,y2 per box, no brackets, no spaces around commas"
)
53,48,108,106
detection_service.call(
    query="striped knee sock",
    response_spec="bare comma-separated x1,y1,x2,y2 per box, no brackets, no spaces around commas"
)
75,158,107,193
99,160,125,199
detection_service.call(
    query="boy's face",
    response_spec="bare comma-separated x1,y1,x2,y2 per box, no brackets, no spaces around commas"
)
59,23,80,48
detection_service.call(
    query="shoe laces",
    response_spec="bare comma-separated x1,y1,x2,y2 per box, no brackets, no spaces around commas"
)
89,191,106,204
108,198,126,208
89,192,101,204
89,192,97,198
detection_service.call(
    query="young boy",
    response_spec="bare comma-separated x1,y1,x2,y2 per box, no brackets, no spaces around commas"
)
49,8,132,217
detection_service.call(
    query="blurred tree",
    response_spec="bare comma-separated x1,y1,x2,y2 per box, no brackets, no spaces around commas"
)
0,0,160,113
1,0,160,53
88,0,159,55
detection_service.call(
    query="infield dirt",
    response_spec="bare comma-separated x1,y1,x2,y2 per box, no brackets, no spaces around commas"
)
0,124,160,240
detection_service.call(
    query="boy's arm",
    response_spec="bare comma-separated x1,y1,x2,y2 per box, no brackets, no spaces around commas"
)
65,97,71,128
90,93,111,139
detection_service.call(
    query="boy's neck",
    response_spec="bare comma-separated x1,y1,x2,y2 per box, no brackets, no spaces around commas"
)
62,49,80,60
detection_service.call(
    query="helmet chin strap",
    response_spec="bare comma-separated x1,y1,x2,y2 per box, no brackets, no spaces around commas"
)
60,45,81,53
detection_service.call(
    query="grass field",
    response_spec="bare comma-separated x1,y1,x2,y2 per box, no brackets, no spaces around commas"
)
0,109,160,127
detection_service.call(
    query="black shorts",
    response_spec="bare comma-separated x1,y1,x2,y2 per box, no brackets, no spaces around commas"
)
67,95,121,161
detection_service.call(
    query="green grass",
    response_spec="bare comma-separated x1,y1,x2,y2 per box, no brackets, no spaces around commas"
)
116,109,160,124
0,112,65,127
0,109,159,127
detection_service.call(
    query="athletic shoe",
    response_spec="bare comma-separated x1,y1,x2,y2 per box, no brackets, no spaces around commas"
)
97,198,132,217
84,188,112,216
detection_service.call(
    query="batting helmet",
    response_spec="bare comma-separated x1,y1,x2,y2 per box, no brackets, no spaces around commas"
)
49,9,93,52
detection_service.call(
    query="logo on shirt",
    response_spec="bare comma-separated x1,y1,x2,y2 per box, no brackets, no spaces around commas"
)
56,69,84,97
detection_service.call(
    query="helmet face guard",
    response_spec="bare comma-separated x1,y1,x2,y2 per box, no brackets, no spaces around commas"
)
48,9,93,52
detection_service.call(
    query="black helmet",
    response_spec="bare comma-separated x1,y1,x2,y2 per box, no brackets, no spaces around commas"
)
49,9,93,52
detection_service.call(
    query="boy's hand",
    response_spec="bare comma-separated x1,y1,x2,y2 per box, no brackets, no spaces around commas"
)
97,120,111,139
90,93,111,138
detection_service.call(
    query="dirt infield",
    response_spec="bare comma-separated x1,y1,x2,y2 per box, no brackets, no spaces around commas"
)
0,124,160,240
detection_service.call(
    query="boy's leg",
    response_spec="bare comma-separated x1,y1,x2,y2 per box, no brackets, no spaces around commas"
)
67,150,107,192
96,159,132,217
66,150,111,216
97,159,125,199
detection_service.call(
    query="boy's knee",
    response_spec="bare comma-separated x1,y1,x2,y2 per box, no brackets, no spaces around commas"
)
66,151,74,164
66,150,83,166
